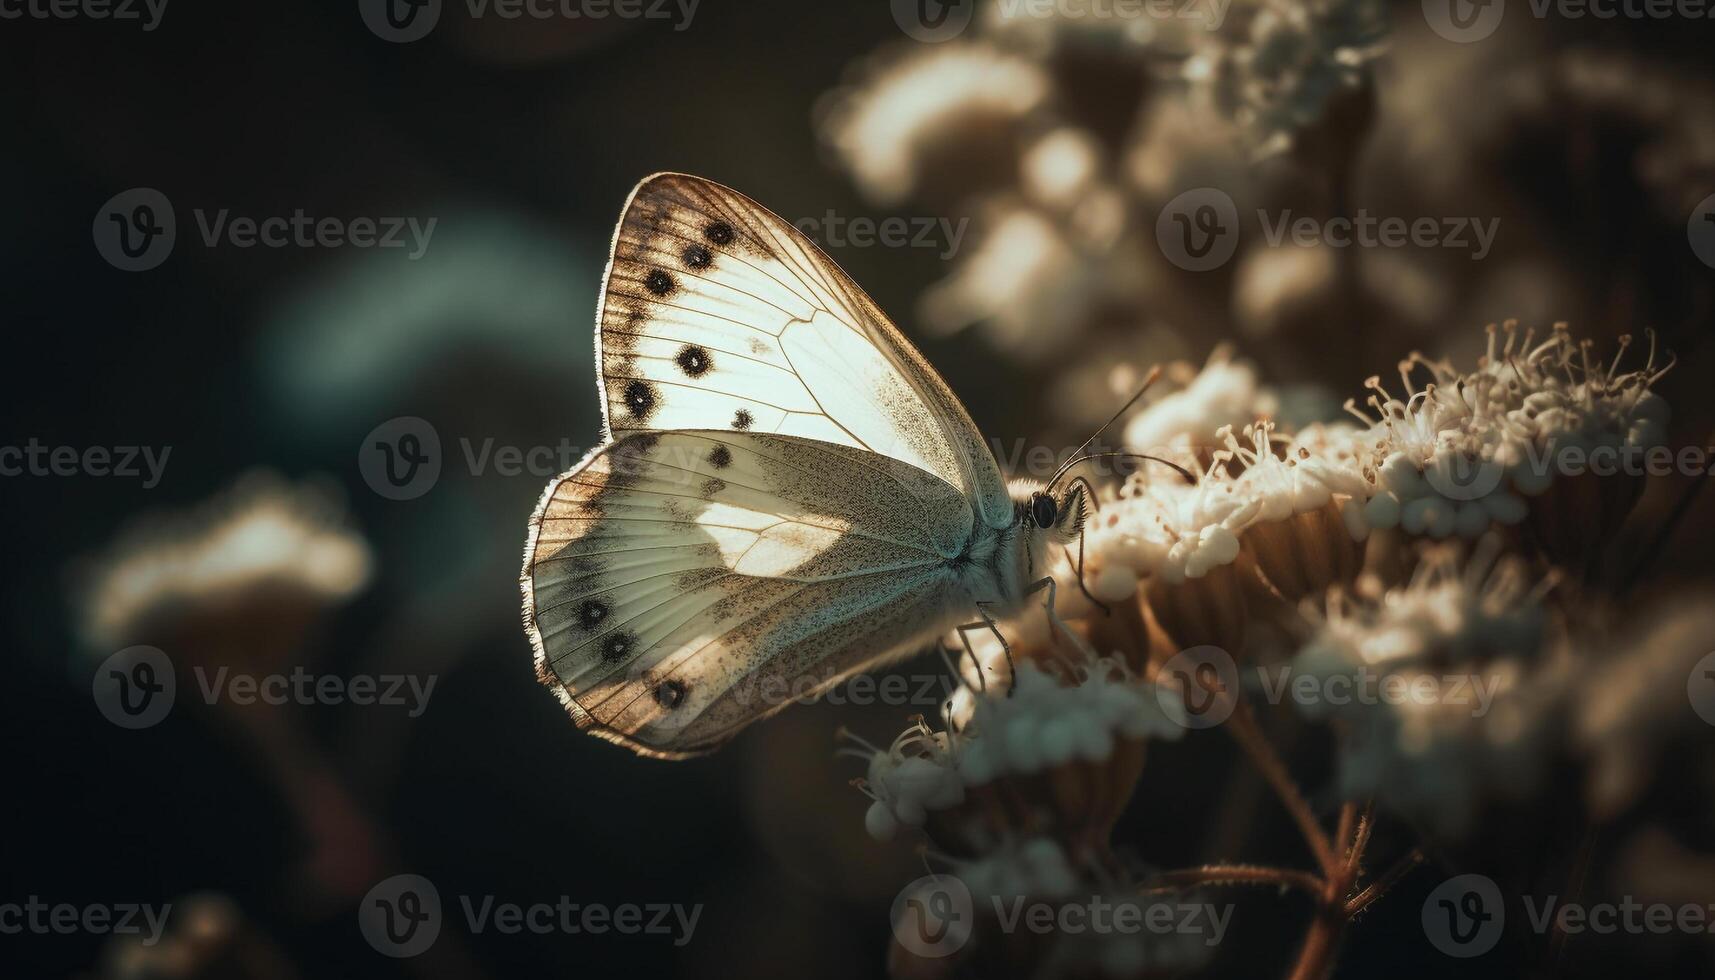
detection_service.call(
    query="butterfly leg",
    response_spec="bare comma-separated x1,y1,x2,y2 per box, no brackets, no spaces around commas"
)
940,634,989,695
1022,575,1098,660
1061,475,1111,615
954,604,1016,696
1063,528,1111,618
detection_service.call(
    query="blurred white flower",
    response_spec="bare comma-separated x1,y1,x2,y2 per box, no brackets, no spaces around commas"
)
79,471,372,651
819,43,1049,205
1292,539,1565,837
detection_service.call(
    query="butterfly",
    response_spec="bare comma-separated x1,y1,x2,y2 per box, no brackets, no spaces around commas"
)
521,173,1113,759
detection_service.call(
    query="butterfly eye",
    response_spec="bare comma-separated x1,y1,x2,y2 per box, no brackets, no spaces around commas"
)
1030,493,1057,529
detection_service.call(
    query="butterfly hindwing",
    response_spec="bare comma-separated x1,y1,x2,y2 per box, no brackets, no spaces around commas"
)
522,430,970,757
595,173,1014,531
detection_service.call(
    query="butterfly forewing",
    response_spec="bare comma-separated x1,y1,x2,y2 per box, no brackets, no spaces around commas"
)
595,173,1012,529
524,430,968,756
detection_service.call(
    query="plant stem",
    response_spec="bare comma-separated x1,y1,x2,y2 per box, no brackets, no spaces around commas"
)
1226,701,1338,874
1285,800,1377,980
1345,849,1425,917
1146,864,1325,899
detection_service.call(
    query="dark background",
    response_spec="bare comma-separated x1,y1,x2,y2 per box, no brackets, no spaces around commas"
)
4,1,1712,978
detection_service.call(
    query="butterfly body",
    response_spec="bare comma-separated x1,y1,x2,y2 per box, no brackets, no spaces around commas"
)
522,174,1084,758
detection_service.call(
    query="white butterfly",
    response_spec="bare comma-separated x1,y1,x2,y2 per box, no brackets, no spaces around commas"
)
521,173,1101,758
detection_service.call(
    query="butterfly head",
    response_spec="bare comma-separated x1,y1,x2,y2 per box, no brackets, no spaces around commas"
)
1016,482,1086,546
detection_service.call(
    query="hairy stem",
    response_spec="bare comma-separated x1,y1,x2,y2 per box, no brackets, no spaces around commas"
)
1226,701,1338,874
1145,863,1325,899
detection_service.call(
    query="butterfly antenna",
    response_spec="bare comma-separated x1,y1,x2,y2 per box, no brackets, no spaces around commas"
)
1046,366,1161,489
1050,451,1197,491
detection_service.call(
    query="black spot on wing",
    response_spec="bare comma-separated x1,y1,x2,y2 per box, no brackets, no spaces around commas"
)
655,679,688,709
579,600,609,630
622,380,658,423
682,243,712,270
704,221,734,246
707,445,732,469
601,631,636,663
701,477,726,498
645,269,675,296
675,345,712,378
732,409,754,430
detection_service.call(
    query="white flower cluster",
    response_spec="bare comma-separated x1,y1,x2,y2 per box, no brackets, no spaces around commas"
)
855,653,1184,843
819,43,1049,205
1085,419,1366,586
1346,324,1671,541
1290,541,1565,836
1182,0,1391,154
918,838,1218,979
1090,324,1672,586
1122,348,1280,456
